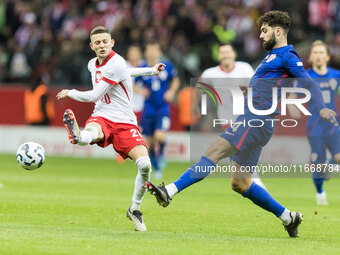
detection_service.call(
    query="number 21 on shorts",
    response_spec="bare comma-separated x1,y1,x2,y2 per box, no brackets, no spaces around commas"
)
130,128,143,140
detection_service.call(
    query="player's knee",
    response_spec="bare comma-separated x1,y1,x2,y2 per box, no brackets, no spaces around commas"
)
154,130,165,142
231,179,248,194
333,153,340,163
135,156,152,176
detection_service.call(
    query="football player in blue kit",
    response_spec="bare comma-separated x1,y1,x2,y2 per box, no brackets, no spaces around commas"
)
289,40,340,205
135,42,180,179
145,11,338,237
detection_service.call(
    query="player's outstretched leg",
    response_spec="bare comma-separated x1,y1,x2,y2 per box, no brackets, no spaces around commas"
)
250,171,266,190
127,146,152,231
145,181,172,208
282,211,304,237
230,161,303,237
63,109,80,144
63,109,99,146
146,155,216,207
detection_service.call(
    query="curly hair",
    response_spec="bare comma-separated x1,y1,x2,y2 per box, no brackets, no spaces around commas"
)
257,11,291,32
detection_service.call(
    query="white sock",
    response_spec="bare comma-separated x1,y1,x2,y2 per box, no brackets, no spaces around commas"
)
131,157,151,210
78,126,98,146
279,208,291,226
130,201,141,211
165,183,178,199
251,172,267,190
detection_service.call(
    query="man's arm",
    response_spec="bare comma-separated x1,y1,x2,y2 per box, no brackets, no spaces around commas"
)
294,72,337,125
129,63,166,77
57,81,111,102
164,76,180,103
286,52,338,125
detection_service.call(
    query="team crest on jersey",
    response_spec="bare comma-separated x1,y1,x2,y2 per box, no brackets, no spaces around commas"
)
329,79,337,90
95,71,102,83
266,54,276,63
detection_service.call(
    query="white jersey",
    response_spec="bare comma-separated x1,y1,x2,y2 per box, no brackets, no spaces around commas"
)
201,61,254,121
69,50,137,125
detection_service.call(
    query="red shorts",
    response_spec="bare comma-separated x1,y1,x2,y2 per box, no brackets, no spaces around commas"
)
86,116,147,159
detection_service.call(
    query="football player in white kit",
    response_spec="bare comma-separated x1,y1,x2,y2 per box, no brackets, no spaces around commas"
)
56,26,165,231
196,43,266,189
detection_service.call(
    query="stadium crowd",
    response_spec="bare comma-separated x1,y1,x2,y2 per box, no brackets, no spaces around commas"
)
0,0,339,86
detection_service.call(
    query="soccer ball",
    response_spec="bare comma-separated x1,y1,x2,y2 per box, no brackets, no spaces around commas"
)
16,142,45,170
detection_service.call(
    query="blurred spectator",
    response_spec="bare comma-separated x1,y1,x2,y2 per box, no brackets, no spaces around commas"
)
8,46,30,82
24,76,55,125
0,0,338,87
0,45,9,82
14,12,41,56
178,86,199,131
308,0,330,38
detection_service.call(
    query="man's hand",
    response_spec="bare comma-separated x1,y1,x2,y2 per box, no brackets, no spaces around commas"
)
320,108,338,126
140,87,150,98
56,89,70,100
153,63,166,75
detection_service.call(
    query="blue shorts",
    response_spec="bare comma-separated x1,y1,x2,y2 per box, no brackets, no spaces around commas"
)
140,115,171,136
308,131,340,163
219,114,275,167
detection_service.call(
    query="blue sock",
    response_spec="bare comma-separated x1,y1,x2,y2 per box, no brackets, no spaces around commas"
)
159,142,166,157
243,182,285,217
313,171,324,193
150,149,159,171
174,156,215,192
328,157,335,164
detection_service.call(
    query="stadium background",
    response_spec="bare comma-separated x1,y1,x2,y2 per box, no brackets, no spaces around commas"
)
0,1,340,254
0,0,339,163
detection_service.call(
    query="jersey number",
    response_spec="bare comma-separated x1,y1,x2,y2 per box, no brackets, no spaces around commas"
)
321,90,331,104
101,93,111,104
130,129,142,139
151,79,161,91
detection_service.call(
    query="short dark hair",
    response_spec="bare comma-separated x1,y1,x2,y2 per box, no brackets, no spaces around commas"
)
218,43,236,52
90,26,110,37
257,10,291,32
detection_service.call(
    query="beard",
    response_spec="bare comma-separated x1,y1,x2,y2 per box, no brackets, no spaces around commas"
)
262,33,276,51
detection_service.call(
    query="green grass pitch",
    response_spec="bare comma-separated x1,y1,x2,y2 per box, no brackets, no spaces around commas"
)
0,154,340,255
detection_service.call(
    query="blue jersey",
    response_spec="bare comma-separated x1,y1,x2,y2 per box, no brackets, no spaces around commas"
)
303,67,340,136
221,45,327,167
135,61,177,117
246,45,325,115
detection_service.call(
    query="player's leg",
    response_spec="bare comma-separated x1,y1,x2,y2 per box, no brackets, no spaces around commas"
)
145,115,256,205
63,109,104,145
154,129,167,170
113,124,151,231
250,170,267,190
154,115,171,170
145,137,237,207
126,144,152,231
128,144,152,212
230,154,303,238
308,136,327,205
140,116,160,175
